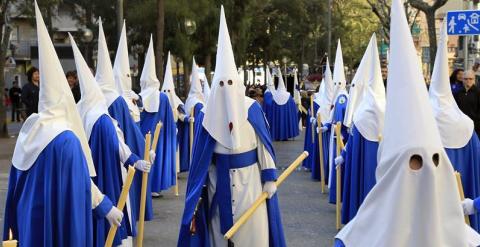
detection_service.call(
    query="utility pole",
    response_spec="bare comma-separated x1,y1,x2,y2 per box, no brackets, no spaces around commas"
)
464,0,472,71
327,0,332,60
116,0,124,40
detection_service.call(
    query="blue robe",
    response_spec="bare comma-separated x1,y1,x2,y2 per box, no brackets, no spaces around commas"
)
329,94,349,204
177,102,286,247
303,102,320,170
263,93,299,141
3,131,93,246
179,103,204,172
445,132,480,232
89,114,140,245
108,96,150,222
341,126,379,224
139,93,177,193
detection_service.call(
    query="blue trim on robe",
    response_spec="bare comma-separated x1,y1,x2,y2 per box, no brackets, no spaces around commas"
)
178,107,190,172
89,114,134,245
177,102,286,247
108,96,149,224
261,168,277,182
333,239,345,247
341,126,379,224
125,154,139,167
3,131,93,246
263,95,300,141
329,94,349,204
93,196,113,219
139,93,176,194
303,102,320,169
445,132,480,232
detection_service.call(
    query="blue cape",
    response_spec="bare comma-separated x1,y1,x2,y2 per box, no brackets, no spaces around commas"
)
90,114,138,245
3,131,93,246
139,93,177,193
329,94,349,204
263,93,299,141
303,102,320,170
445,132,480,232
341,126,379,224
178,103,204,172
108,96,150,222
177,102,286,247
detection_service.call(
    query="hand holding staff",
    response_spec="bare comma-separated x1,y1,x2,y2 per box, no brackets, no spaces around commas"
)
455,171,471,225
104,166,136,247
335,122,344,230
137,122,162,247
317,114,325,194
224,151,309,240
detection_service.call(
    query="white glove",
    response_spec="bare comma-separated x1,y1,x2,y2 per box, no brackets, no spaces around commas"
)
106,206,124,227
309,117,316,124
462,198,476,215
134,160,151,173
316,126,328,133
149,150,156,164
263,181,277,199
335,156,344,166
189,117,195,123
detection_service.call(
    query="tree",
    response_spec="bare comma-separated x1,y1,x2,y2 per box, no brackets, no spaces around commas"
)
408,0,448,72
0,0,13,137
156,0,164,81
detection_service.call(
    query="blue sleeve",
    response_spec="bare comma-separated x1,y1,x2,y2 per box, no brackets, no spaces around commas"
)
124,153,141,169
261,168,277,182
474,197,480,212
334,239,345,247
93,196,113,219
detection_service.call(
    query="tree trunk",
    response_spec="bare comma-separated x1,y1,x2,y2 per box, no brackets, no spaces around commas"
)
204,53,211,81
425,9,436,74
155,0,165,83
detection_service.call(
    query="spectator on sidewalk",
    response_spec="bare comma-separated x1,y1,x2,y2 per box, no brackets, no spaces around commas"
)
66,70,81,102
455,70,480,136
9,79,22,122
450,68,464,95
22,67,40,117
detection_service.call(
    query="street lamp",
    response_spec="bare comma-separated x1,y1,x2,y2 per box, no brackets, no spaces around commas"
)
81,28,93,43
184,19,196,35
282,56,289,81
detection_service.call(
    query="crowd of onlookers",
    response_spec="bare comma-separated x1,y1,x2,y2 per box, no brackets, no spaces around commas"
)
3,67,80,123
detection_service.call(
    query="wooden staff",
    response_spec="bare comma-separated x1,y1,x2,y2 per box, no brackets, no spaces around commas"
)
317,114,325,194
310,95,315,141
189,108,194,160
105,166,136,247
455,171,471,226
335,122,345,230
224,151,309,240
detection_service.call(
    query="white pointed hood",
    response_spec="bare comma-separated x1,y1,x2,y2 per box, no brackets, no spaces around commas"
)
113,21,140,121
272,67,291,105
318,58,334,124
332,40,347,101
12,2,95,176
71,34,109,140
429,22,474,149
265,66,275,92
161,52,184,112
352,35,386,142
139,35,161,113
185,57,205,114
336,0,480,246
95,17,120,107
344,35,376,128
202,6,247,150
200,68,211,102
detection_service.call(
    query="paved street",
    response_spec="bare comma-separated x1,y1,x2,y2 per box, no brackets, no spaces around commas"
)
0,125,337,247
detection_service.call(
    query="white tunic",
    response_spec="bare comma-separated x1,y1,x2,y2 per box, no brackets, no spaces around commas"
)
207,120,276,247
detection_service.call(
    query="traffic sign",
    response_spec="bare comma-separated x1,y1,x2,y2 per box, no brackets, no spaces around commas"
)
447,10,480,35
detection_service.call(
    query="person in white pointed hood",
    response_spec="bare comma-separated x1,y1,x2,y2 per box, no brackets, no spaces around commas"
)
429,22,480,232
185,57,206,118
263,65,300,141
178,6,286,247
71,34,152,246
162,52,186,122
334,0,480,246
325,40,350,205
113,21,141,123
4,3,113,245
333,34,386,225
199,67,211,102
95,19,154,223
138,36,178,194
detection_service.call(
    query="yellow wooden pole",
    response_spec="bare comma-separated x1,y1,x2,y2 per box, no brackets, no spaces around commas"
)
310,95,315,141
455,171,471,225
189,108,194,160
136,132,152,247
104,166,136,247
335,122,344,230
317,114,325,194
224,151,309,240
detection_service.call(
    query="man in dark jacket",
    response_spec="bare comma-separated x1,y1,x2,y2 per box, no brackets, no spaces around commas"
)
455,70,480,136
22,67,40,117
9,78,22,121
